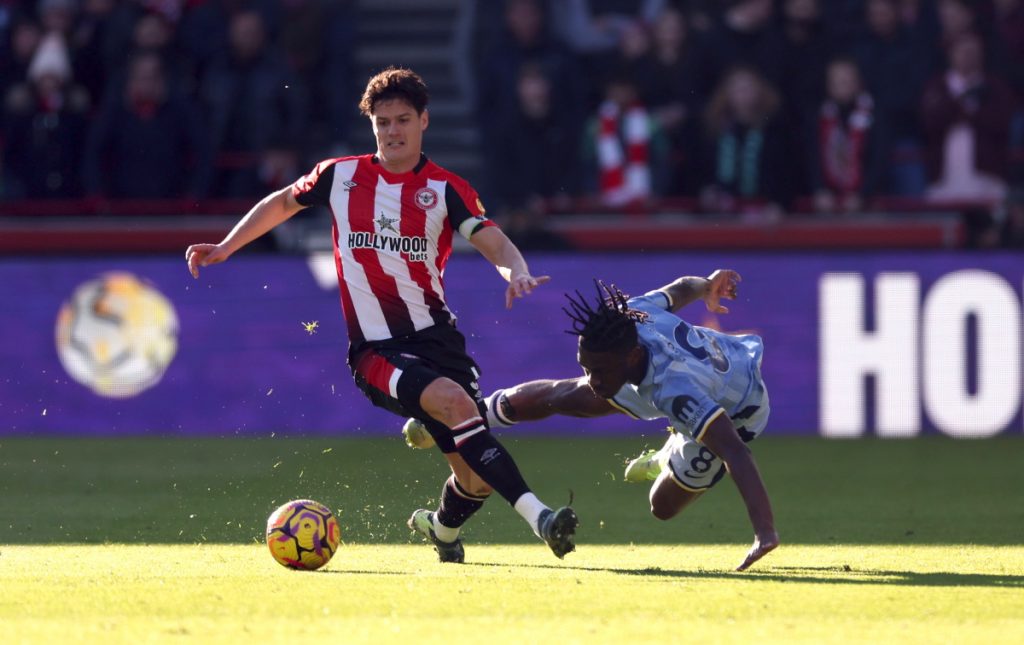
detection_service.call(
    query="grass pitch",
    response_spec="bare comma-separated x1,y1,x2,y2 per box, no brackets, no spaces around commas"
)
2,436,1023,643
3,544,1023,643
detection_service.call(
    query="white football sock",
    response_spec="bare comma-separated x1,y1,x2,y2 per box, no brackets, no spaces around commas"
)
432,514,460,543
513,492,549,538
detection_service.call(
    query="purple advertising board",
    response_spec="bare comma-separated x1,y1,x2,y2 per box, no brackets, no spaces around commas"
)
1,252,1022,437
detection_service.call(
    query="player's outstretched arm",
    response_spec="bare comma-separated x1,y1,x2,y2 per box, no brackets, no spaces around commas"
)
699,414,779,571
468,226,550,309
657,270,741,314
496,377,619,423
186,186,305,278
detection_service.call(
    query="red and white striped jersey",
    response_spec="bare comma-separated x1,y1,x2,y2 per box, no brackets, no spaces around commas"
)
291,153,496,350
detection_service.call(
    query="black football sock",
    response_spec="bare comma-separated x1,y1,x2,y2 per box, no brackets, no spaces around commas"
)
450,418,531,504
436,474,489,530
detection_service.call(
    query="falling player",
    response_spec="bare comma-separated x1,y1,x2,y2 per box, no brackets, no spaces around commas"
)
405,270,779,570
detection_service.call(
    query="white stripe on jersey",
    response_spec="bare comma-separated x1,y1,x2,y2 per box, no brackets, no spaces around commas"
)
329,159,391,341
374,177,436,331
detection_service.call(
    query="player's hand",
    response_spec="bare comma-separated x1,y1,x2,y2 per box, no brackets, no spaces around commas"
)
186,243,231,278
506,273,550,309
703,269,741,314
736,529,779,572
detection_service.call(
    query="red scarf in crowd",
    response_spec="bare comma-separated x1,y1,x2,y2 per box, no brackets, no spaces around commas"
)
597,100,651,206
818,93,873,195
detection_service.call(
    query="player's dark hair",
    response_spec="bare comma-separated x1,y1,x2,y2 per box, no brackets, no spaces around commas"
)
360,67,429,116
563,280,648,353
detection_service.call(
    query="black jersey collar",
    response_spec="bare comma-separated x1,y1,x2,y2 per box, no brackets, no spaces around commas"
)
372,152,429,174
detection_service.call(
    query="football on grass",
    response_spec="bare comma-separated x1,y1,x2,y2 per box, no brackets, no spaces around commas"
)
266,499,341,570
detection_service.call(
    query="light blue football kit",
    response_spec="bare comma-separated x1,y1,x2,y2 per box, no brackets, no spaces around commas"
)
608,291,770,491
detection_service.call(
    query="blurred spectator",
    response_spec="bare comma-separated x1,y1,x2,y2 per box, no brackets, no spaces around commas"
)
582,73,670,206
130,11,185,88
476,0,582,197
2,32,89,198
992,0,1024,125
853,0,935,195
698,66,790,216
68,0,120,102
625,7,702,196
777,0,833,115
807,58,887,214
689,0,784,99
551,0,667,55
491,63,580,212
200,9,307,197
777,0,836,198
178,0,280,84
322,1,357,150
682,0,720,34
38,0,77,38
993,187,1024,246
83,52,211,198
476,0,581,117
1,16,42,102
551,0,666,102
934,0,987,52
921,32,1016,203
280,0,355,153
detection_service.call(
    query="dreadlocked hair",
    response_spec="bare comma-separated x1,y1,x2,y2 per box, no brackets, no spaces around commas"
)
563,280,649,353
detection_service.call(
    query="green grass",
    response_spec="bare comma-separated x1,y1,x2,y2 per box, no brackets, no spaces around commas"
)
1,437,1023,642
2,544,1022,643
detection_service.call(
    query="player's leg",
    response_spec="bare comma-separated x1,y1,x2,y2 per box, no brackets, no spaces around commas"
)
406,425,493,562
403,377,617,447
351,348,485,561
647,433,728,520
418,376,578,558
649,470,707,520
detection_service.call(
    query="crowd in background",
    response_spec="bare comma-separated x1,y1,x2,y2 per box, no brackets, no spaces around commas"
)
474,0,1024,232
1,0,1023,245
0,0,355,201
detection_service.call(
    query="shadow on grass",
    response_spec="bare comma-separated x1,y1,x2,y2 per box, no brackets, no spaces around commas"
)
465,563,1024,588
316,569,406,576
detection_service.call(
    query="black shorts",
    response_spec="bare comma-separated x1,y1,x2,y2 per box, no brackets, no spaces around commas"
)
350,323,485,453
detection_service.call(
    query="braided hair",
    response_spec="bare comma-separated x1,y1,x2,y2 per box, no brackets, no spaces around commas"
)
564,280,649,353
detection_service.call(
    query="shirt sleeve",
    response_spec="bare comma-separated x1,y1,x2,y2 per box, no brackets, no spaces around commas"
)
445,178,497,239
628,292,673,315
656,374,726,443
291,159,337,208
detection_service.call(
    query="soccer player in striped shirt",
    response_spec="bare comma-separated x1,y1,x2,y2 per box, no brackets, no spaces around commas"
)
406,270,779,571
186,67,578,562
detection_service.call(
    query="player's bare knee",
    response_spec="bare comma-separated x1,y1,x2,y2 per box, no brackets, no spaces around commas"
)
422,378,478,427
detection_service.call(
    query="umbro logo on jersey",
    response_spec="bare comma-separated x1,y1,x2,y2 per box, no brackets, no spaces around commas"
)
343,180,358,191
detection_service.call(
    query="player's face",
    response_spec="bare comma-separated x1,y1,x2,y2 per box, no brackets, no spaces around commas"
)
578,346,633,398
371,99,428,170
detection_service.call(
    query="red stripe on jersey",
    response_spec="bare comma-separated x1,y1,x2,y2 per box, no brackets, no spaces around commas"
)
349,159,415,338
400,179,448,325
353,351,396,395
331,218,363,346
